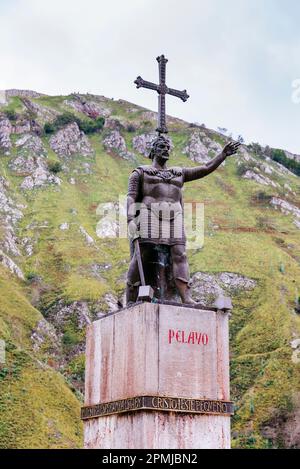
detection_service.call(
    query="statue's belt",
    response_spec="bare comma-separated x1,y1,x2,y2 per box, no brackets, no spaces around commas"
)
141,202,183,222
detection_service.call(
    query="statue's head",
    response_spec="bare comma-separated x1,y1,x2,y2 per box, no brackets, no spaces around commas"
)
149,135,171,161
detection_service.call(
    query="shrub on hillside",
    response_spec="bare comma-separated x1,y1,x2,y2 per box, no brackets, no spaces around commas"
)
43,112,104,135
48,161,63,174
271,148,300,177
4,109,17,121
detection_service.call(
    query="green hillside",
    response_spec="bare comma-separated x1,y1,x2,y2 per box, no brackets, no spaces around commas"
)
0,91,300,448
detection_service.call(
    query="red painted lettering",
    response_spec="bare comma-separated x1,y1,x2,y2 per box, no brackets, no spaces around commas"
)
168,329,174,344
187,332,195,344
202,334,208,345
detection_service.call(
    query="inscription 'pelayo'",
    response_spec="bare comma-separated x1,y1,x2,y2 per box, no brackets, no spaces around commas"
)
168,329,209,345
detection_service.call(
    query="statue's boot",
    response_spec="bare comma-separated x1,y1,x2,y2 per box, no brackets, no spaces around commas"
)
175,278,196,305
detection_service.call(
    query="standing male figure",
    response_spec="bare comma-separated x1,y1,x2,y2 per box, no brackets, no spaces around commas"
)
126,135,240,305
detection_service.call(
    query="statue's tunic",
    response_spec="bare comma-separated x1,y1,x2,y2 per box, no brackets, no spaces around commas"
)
128,165,196,246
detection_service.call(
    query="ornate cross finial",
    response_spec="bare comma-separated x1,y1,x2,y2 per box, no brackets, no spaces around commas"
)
134,55,189,134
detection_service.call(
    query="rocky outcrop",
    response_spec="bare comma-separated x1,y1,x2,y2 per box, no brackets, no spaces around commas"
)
0,249,24,279
79,226,95,245
31,319,61,354
103,130,135,161
243,170,279,188
0,117,12,153
104,118,124,131
0,176,25,258
182,132,210,163
50,123,93,158
191,271,257,305
6,89,45,99
132,132,157,157
46,300,92,332
270,197,300,228
10,135,60,189
64,97,110,118
21,98,58,122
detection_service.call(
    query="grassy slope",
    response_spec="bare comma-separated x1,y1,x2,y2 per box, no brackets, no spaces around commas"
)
0,93,300,448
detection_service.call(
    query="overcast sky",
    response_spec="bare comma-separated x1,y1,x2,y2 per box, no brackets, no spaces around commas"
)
0,0,299,153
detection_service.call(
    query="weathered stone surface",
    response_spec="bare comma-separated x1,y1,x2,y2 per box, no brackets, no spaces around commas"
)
183,132,209,163
191,272,256,305
84,412,230,449
132,132,158,157
59,222,69,231
0,117,12,153
47,300,92,331
12,118,31,135
50,123,93,157
0,176,24,225
270,197,300,228
79,225,95,245
243,170,279,188
21,236,34,256
31,319,61,353
5,89,45,99
84,303,231,449
103,130,135,161
0,249,24,279
10,135,60,190
0,176,25,259
21,97,58,122
64,98,110,118
103,118,124,131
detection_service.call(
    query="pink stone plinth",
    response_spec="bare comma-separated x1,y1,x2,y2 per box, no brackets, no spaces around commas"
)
83,303,231,449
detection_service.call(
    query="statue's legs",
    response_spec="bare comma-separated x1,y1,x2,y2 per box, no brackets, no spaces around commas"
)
126,251,140,305
170,244,196,304
126,243,154,305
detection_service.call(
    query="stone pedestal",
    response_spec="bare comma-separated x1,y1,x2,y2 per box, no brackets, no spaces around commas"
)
82,302,232,449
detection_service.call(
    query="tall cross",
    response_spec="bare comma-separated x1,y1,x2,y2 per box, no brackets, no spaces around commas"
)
134,55,189,134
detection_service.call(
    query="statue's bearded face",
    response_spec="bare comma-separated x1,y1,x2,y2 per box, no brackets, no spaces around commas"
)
153,139,170,160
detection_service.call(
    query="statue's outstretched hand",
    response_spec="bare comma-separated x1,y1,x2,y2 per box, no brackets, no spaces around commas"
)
222,141,241,157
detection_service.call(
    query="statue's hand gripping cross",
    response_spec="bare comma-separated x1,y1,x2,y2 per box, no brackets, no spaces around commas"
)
134,55,189,134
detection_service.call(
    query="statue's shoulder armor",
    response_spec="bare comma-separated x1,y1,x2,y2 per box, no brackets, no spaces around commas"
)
134,166,183,177
135,165,157,175
169,166,183,177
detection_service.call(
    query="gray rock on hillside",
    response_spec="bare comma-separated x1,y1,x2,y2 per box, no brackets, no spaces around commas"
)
243,170,280,188
103,130,135,161
0,176,24,225
10,135,60,189
182,132,210,163
132,132,157,157
191,271,257,305
0,249,24,280
0,117,12,153
64,98,110,118
0,176,25,258
22,98,58,123
270,197,300,229
50,122,93,157
132,133,173,158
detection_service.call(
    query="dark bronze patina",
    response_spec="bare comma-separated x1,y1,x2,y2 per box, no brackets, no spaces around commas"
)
134,54,189,134
127,55,240,305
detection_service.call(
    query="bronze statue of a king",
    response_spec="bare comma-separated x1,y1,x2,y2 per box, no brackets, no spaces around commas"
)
126,55,240,305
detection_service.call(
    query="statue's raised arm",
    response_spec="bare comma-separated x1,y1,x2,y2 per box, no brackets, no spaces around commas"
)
183,141,241,182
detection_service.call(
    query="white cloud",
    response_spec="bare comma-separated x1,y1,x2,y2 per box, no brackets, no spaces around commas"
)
0,0,299,153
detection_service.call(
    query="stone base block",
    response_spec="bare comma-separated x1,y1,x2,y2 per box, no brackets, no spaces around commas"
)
83,302,231,449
